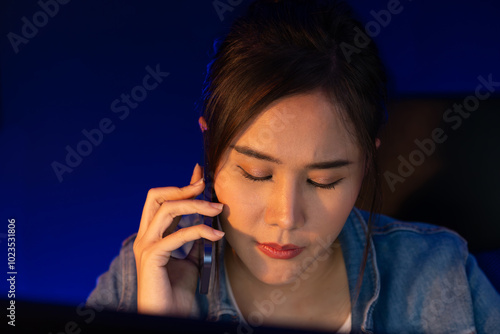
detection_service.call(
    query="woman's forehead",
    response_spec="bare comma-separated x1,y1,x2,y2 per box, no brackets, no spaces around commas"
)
230,91,362,164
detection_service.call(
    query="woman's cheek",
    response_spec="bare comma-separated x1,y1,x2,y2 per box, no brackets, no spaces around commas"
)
337,180,360,207
217,181,265,232
225,181,262,215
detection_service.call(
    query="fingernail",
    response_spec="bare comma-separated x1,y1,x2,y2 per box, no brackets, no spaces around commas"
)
213,229,225,237
193,177,204,186
210,202,223,210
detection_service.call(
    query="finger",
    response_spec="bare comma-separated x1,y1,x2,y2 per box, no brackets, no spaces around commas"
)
138,180,206,239
153,224,224,258
142,199,223,243
162,215,182,239
188,163,204,201
189,163,203,185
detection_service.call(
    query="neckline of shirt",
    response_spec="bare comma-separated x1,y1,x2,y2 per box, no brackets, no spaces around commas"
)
223,262,352,333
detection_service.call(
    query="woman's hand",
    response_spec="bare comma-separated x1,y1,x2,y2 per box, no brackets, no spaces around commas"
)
133,163,224,317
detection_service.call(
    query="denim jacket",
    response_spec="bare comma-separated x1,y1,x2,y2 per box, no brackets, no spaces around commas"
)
86,208,500,333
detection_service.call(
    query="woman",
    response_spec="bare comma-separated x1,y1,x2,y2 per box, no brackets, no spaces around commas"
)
86,0,500,332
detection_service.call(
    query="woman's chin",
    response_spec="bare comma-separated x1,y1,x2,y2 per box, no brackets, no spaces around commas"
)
252,264,304,287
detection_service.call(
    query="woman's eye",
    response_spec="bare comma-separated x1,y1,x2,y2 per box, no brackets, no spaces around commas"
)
239,168,271,182
238,166,343,190
307,178,343,190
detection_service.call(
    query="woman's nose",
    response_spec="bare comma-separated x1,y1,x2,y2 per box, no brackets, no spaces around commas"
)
264,179,306,230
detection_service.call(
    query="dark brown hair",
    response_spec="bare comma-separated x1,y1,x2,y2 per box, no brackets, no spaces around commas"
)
200,0,386,301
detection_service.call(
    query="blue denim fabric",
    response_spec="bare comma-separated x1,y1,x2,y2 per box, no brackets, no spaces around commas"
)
86,208,500,333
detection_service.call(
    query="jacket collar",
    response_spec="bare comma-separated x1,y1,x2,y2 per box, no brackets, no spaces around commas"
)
339,208,380,333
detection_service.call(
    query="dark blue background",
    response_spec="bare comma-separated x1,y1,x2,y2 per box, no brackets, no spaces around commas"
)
1,0,499,306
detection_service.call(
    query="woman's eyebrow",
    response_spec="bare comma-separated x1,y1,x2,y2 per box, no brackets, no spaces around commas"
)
230,145,352,169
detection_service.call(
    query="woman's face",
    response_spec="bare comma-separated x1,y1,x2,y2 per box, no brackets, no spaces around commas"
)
214,89,365,285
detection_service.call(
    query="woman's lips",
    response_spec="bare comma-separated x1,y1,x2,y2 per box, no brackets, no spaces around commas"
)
257,243,304,259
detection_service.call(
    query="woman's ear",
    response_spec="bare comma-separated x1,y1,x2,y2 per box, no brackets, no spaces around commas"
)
375,138,381,149
198,116,208,132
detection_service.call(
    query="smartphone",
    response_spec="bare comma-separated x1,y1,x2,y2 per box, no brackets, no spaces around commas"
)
198,153,219,294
